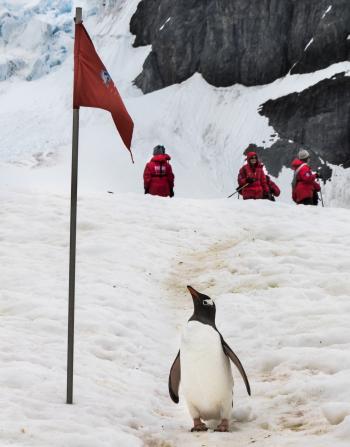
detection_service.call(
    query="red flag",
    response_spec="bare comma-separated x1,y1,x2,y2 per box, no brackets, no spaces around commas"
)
73,23,134,159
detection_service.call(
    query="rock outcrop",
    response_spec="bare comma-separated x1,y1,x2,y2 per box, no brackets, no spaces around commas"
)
130,0,350,93
130,0,350,175
258,73,350,176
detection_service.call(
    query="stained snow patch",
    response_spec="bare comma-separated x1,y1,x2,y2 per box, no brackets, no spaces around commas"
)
323,403,350,425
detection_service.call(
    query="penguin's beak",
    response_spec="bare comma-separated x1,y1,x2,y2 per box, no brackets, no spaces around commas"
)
187,285,200,300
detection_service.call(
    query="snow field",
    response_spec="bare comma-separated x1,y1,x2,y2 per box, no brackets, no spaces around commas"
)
1,189,350,446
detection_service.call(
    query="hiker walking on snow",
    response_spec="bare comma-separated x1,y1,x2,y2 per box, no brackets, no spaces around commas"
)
291,149,320,205
237,151,269,200
143,145,175,197
263,175,280,201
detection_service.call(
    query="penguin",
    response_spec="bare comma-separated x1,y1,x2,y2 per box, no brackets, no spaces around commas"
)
168,285,251,432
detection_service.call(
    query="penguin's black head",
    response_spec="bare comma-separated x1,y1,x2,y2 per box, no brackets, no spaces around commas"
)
187,285,216,327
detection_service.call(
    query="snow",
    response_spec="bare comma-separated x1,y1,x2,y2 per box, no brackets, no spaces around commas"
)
304,38,314,51
322,5,333,19
323,403,350,425
1,190,350,446
159,17,171,31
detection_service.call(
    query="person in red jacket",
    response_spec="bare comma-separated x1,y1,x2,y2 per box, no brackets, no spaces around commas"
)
263,175,281,201
291,149,320,205
237,151,269,200
143,145,175,197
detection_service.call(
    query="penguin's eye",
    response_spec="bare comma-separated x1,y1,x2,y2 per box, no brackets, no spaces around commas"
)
202,299,213,306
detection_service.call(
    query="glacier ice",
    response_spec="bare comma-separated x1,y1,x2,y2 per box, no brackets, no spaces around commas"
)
0,0,98,82
0,57,25,81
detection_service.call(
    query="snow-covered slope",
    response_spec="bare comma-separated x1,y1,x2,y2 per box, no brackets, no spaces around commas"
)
1,190,350,446
0,0,349,205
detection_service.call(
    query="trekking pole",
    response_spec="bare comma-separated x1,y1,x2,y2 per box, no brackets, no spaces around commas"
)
316,169,325,207
227,183,249,198
319,188,324,207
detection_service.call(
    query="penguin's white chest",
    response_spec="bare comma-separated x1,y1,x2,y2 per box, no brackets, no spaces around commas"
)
180,321,233,420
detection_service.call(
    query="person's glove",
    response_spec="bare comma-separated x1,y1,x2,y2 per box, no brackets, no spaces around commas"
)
144,187,149,194
315,172,322,180
246,177,255,184
170,188,174,198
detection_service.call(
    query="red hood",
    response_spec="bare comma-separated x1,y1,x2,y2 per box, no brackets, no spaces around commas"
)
246,151,258,161
291,158,305,170
151,154,171,162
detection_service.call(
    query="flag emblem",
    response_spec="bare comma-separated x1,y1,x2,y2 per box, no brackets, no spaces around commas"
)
101,69,111,86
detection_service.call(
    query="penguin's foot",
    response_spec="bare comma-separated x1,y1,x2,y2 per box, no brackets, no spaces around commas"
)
191,418,208,432
215,419,229,432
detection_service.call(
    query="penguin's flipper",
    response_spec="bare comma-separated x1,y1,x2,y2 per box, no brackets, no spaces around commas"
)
221,338,251,396
168,351,181,403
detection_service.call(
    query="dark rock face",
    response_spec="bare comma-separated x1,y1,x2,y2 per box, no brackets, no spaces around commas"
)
130,0,207,91
129,0,160,48
200,0,292,87
258,73,350,176
130,0,350,93
290,0,350,75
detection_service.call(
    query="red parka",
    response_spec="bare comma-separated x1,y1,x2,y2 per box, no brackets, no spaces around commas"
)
291,159,320,203
265,176,280,198
143,154,174,197
238,152,269,200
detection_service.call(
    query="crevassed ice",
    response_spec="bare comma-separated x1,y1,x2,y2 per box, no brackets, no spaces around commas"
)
0,0,97,81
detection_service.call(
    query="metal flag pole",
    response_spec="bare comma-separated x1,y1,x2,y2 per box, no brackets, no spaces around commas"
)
67,6,82,405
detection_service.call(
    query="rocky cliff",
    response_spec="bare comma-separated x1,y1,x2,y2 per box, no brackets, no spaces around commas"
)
258,73,350,177
130,0,350,177
130,0,349,93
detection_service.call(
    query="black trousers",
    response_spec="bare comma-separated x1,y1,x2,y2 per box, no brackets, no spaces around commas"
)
298,198,316,206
